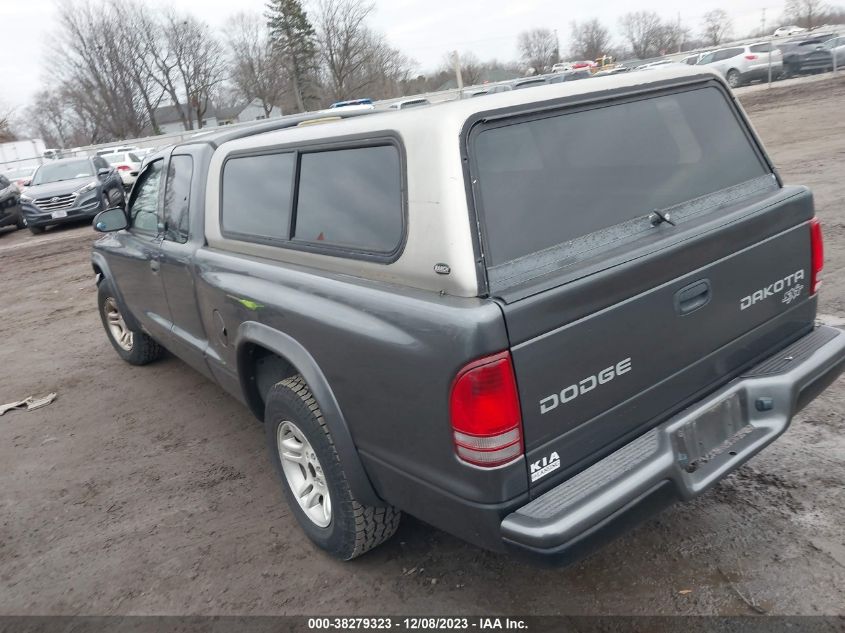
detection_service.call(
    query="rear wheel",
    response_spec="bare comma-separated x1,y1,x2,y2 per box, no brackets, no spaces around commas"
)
264,375,400,560
726,69,742,88
97,280,163,365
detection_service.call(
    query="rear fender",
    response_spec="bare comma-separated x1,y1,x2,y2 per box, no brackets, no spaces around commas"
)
236,320,386,508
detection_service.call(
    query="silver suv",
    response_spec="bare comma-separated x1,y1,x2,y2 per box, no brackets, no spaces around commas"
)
697,42,783,87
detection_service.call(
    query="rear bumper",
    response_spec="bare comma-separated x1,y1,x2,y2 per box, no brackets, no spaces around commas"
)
501,325,845,565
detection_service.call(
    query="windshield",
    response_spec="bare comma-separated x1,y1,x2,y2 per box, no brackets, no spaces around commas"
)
31,160,94,185
697,52,715,64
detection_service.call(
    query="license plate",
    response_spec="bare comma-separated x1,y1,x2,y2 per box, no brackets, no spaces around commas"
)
673,393,750,473
51,210,68,219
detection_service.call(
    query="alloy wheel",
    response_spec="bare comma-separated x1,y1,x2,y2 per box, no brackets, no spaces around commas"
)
277,420,332,528
103,296,133,351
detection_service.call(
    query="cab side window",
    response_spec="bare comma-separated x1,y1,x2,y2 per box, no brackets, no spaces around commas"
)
163,155,193,243
129,160,163,234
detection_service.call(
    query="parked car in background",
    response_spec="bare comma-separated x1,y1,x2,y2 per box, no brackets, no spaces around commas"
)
19,156,124,234
102,151,142,188
388,98,430,109
594,66,632,76
0,173,24,232
682,52,711,65
794,35,845,73
547,70,591,83
95,146,139,156
636,59,676,70
697,43,782,87
329,99,374,109
3,166,36,189
513,77,548,90
778,32,839,76
774,25,807,37
486,84,513,94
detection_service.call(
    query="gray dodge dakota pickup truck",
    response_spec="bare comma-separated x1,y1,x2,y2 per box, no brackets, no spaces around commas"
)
91,66,845,564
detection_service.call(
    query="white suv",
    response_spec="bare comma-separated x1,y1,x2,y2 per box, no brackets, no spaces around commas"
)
697,43,783,87
102,152,142,188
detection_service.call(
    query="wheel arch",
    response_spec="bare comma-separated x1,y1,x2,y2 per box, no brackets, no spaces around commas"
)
91,251,142,331
236,321,386,507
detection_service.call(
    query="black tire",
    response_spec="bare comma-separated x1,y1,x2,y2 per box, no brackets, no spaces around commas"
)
15,214,25,230
28,225,45,234
265,375,400,560
726,69,742,88
97,280,163,365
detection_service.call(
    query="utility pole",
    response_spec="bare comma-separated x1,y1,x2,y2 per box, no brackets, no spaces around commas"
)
554,28,560,64
452,50,464,98
677,12,683,53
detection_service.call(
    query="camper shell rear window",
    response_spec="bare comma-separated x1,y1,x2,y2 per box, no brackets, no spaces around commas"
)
468,85,773,292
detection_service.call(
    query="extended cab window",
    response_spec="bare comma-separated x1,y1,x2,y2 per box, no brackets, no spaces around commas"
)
222,153,294,240
163,155,193,243
472,87,768,268
129,160,163,234
294,145,402,253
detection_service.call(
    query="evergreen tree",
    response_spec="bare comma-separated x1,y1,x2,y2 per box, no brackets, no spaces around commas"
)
266,0,318,112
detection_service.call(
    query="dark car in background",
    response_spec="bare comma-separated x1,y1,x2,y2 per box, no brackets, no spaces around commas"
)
0,173,24,232
19,156,125,234
800,35,845,73
778,32,839,76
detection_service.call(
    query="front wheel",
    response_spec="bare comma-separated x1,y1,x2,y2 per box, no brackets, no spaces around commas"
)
265,375,400,560
97,280,163,365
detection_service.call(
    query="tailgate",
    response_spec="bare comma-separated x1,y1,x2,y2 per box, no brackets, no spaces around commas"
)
504,194,815,489
465,78,818,492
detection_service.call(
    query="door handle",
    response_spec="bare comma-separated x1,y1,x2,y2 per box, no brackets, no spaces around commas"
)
675,279,711,315
150,260,160,274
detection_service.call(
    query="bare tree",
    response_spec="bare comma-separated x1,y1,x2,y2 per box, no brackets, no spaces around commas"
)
569,19,612,61
161,14,226,129
315,0,412,102
54,0,150,141
517,28,558,73
701,9,733,46
785,0,830,29
440,51,485,85
227,12,288,117
316,0,375,101
619,11,688,58
267,0,319,112
619,11,663,58
0,102,15,142
112,4,167,133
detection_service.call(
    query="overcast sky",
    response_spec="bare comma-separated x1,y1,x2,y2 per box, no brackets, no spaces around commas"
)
2,0,786,111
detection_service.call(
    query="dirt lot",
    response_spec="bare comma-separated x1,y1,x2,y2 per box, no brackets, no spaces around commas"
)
1,75,844,617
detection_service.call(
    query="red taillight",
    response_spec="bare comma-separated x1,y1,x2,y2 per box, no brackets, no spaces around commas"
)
745,54,758,60
810,218,824,294
450,351,523,467
117,165,130,171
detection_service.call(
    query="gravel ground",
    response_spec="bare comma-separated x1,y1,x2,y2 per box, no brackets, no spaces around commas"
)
0,74,843,617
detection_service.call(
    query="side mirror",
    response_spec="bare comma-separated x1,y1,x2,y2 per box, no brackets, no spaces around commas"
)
97,168,111,179
93,207,128,233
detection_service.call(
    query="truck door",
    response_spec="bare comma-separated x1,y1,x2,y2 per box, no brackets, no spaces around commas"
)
107,158,173,344
158,153,213,378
